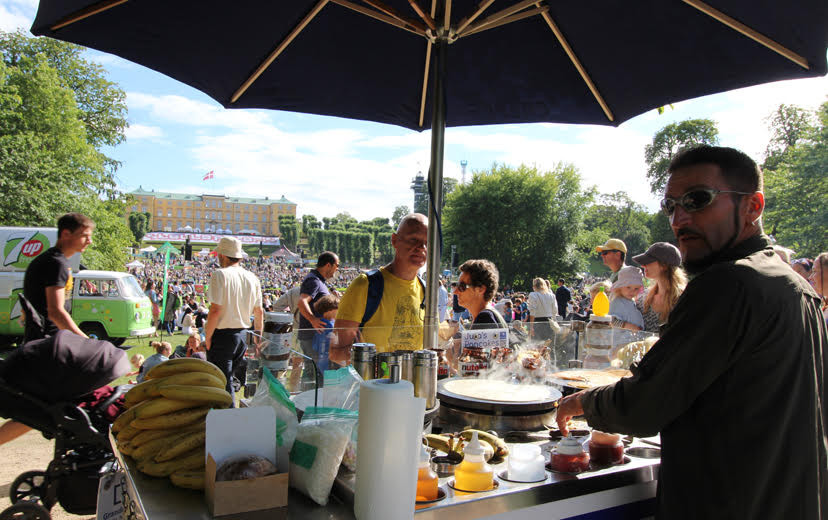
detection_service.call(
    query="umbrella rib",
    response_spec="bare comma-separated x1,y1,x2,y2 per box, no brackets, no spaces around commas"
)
459,6,547,38
453,0,496,38
539,9,614,122
682,0,809,69
332,0,427,36
360,0,428,32
230,0,330,104
50,0,128,31
419,0,437,129
444,0,452,32
456,0,538,37
408,0,438,32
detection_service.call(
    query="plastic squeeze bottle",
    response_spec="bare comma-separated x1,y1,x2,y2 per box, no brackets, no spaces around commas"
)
592,287,610,317
416,443,439,501
454,431,494,492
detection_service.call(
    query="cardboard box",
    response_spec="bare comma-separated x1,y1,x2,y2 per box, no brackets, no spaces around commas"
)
204,407,289,517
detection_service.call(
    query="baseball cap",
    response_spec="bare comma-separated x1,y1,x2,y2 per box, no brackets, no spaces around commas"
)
595,238,627,254
215,237,244,258
633,242,682,267
611,266,644,291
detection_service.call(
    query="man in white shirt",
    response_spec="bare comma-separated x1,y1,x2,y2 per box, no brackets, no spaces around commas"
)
204,237,263,403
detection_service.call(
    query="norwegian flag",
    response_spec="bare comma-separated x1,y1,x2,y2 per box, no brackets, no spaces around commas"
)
202,170,214,181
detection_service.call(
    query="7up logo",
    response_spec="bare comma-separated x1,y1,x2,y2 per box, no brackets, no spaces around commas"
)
2,231,53,269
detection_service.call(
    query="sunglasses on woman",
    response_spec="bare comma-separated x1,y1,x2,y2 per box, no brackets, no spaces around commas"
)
455,281,479,292
660,188,753,216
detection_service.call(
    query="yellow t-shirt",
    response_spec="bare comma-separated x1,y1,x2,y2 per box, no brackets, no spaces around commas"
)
337,267,424,353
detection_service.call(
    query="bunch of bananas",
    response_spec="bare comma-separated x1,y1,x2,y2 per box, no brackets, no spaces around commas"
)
423,429,509,463
113,358,233,490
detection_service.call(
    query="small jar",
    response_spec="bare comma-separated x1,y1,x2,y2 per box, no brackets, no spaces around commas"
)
459,346,489,377
584,315,613,369
430,348,451,379
550,435,590,473
588,431,624,466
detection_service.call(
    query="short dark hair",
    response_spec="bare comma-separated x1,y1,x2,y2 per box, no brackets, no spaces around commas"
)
557,278,565,284
668,145,763,193
57,213,94,236
317,251,338,268
459,259,499,302
314,293,340,314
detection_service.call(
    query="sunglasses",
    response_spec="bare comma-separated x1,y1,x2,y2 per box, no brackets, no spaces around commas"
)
455,281,479,292
661,188,752,216
599,250,619,256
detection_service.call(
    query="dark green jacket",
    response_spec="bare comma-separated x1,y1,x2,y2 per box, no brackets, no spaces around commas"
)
581,235,827,519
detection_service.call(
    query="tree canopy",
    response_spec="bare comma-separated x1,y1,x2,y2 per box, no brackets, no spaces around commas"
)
443,163,592,287
0,31,132,270
644,119,719,194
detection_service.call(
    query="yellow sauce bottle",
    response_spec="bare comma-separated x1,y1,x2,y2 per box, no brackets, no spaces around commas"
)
593,287,610,316
454,431,493,492
416,444,439,501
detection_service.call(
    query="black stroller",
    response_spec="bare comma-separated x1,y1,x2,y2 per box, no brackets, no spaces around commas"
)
0,330,131,520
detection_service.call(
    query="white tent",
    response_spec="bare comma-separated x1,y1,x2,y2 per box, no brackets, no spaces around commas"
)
139,245,156,253
126,260,144,268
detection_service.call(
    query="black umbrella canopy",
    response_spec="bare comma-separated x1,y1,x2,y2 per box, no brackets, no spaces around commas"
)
31,0,828,131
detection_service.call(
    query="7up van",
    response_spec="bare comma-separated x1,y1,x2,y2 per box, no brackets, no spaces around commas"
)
0,227,155,347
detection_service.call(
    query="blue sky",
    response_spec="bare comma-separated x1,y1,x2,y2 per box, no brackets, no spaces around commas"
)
2,0,827,220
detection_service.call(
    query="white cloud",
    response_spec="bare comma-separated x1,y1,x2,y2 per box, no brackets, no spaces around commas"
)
87,52,136,69
0,2,33,32
125,124,163,141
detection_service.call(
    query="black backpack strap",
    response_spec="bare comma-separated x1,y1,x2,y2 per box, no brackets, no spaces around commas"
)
360,269,385,328
417,273,426,312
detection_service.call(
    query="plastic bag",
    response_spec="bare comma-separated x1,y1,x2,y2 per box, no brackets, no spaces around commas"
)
250,368,298,473
289,407,358,506
321,366,361,410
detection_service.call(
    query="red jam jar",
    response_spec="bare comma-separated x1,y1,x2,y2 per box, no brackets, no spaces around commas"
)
588,431,624,466
550,435,590,473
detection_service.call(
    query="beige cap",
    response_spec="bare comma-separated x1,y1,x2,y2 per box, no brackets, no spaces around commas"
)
611,266,644,291
595,238,628,254
215,237,244,258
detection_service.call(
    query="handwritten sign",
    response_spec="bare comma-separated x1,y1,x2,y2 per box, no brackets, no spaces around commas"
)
460,328,508,351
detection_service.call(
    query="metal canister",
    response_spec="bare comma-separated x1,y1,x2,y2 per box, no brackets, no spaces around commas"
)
351,343,376,380
395,350,414,383
374,352,400,379
413,350,438,409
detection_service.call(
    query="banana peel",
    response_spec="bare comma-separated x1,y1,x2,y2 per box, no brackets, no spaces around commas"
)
459,429,509,463
423,433,494,462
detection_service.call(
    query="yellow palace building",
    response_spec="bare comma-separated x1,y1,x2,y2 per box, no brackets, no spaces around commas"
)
130,187,296,237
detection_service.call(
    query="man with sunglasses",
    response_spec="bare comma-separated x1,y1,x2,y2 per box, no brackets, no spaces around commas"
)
595,238,627,282
557,146,827,519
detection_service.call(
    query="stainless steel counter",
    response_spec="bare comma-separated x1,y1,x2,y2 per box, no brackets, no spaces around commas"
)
111,434,659,519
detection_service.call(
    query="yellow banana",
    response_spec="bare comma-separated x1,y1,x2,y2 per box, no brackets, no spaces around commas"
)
170,470,205,490
131,433,186,462
117,441,134,456
129,421,205,448
158,385,233,407
137,447,205,477
116,424,141,442
125,372,225,408
132,398,203,420
423,434,452,454
113,404,140,432
146,358,226,385
154,430,206,462
131,406,212,430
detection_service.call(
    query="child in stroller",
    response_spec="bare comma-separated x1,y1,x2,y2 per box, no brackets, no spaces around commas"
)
0,330,131,520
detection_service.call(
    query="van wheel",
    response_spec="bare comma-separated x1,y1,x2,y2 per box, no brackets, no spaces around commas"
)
79,323,107,341
110,337,126,347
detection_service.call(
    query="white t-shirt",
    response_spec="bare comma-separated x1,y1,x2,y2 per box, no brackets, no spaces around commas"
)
206,265,263,329
527,291,557,318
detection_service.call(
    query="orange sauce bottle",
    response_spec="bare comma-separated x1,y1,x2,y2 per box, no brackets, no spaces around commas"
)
416,444,439,501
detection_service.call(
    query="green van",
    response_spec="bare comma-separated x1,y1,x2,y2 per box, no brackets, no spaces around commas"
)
0,227,155,347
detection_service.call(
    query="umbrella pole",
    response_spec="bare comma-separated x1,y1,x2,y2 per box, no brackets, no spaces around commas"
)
423,37,447,350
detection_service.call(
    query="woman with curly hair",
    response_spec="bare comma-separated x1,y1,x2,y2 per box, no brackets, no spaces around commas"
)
455,259,507,329
633,242,687,332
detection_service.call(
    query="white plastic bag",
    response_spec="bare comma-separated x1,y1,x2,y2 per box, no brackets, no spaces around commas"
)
250,368,298,473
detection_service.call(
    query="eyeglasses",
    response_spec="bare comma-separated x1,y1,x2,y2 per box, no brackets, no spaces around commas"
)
599,250,619,256
455,281,479,292
661,188,752,216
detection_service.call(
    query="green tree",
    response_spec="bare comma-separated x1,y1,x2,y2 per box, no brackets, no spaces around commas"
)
443,163,591,288
128,211,150,244
762,101,828,257
278,215,299,250
582,191,653,260
391,205,410,228
646,211,676,246
0,32,132,270
763,104,814,170
644,119,719,194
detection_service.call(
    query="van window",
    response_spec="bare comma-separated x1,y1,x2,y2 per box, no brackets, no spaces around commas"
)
121,276,146,299
78,279,102,296
100,280,120,298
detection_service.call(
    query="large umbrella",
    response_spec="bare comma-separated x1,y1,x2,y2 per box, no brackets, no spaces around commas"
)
31,1,828,348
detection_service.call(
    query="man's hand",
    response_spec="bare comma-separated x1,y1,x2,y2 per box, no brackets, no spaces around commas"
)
556,392,585,436
309,315,325,331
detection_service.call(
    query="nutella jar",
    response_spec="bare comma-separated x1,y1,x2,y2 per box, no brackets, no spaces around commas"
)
459,346,489,377
430,347,451,379
584,314,613,369
550,435,590,473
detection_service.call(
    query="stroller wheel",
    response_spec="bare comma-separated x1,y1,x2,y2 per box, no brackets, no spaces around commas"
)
0,502,52,520
10,472,55,510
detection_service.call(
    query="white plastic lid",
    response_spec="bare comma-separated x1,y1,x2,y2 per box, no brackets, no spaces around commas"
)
589,314,612,323
556,434,586,456
463,431,485,456
419,442,431,466
510,443,542,461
